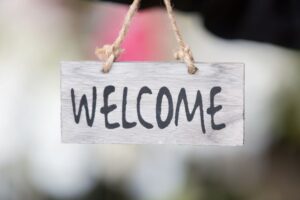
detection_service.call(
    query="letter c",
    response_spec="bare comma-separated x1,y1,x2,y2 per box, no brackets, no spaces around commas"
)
137,86,153,129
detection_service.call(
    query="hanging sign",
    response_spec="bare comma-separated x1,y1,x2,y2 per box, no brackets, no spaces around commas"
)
61,62,244,145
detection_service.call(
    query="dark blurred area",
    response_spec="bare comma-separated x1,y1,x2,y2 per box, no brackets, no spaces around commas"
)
0,0,300,200
100,0,300,49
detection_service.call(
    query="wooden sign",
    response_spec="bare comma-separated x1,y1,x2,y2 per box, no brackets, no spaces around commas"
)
61,62,244,145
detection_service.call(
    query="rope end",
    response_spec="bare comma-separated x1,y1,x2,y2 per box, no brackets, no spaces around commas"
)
174,46,198,75
188,65,198,74
95,44,123,73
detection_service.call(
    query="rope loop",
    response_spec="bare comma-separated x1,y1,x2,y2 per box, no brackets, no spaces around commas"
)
95,0,198,74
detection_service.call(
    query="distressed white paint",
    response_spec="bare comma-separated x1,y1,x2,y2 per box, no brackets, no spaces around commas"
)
61,62,244,145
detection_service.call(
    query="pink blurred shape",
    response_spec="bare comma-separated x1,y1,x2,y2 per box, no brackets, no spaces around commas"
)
93,6,169,61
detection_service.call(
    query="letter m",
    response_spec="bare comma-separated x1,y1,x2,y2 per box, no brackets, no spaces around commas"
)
175,88,206,133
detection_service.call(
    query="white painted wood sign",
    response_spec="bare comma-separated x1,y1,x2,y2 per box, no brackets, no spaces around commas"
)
61,62,244,145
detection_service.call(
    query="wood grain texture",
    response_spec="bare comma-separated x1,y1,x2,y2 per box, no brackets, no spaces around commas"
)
61,62,244,145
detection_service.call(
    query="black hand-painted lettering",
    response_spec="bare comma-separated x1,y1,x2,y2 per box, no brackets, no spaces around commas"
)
156,87,173,129
71,87,96,127
137,86,153,129
175,88,206,133
122,87,137,129
207,86,226,130
100,85,120,129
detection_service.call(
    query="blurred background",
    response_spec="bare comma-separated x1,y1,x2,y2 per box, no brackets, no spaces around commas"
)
0,0,300,199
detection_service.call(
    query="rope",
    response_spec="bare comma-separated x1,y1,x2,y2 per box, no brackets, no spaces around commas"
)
95,0,198,74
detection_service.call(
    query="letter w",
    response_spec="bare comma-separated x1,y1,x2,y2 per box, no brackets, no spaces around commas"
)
71,87,96,127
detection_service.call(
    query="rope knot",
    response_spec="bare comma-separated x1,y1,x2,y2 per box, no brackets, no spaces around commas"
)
174,46,198,74
95,44,123,73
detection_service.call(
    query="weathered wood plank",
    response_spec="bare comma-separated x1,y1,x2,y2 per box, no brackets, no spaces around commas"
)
61,62,244,145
